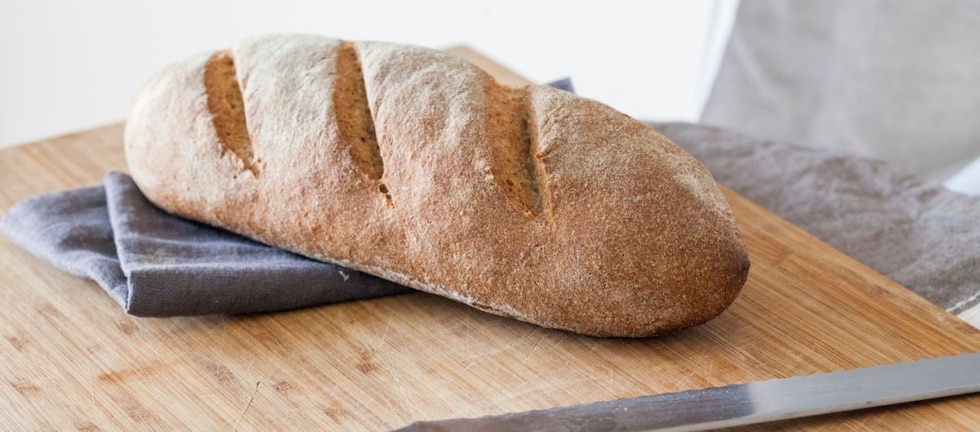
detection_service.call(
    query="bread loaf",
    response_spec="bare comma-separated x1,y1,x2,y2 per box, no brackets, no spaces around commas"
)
124,34,749,337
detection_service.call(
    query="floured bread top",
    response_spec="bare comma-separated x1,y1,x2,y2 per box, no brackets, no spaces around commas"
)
124,34,750,337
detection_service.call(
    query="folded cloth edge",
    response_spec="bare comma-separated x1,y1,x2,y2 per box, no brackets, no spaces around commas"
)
1,172,412,317
1,185,133,308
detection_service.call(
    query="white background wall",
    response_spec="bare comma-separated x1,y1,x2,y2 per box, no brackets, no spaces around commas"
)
0,0,737,148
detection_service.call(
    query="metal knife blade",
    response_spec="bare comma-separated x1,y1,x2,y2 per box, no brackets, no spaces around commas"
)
395,352,980,431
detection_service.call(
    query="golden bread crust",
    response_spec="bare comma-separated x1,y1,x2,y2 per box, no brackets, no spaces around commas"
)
124,34,749,337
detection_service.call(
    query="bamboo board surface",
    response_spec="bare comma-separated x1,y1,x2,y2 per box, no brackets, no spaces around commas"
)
0,48,978,431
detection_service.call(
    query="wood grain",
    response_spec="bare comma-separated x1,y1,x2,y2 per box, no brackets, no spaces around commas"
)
0,49,978,431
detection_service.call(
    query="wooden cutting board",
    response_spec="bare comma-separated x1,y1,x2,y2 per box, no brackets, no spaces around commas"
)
1,47,978,431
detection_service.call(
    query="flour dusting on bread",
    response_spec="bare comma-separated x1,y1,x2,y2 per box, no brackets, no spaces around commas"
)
124,34,749,337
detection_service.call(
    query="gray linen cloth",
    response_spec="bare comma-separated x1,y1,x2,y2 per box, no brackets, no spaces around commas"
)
1,171,411,316
701,0,980,184
652,121,980,315
695,0,980,315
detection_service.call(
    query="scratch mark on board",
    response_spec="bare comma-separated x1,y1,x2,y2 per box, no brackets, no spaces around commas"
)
233,380,261,431
377,317,392,350
521,330,547,365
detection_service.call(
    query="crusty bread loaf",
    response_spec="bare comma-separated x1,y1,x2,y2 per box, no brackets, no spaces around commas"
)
124,34,749,337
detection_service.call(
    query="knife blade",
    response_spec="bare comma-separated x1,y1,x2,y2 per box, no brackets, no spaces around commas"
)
394,352,980,431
